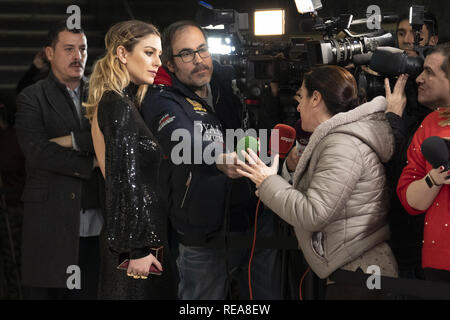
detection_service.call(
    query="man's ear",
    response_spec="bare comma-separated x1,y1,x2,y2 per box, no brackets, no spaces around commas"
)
45,46,53,63
429,35,438,46
116,45,128,64
166,60,175,73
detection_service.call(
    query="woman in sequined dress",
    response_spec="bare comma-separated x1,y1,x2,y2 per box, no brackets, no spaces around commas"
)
84,20,176,299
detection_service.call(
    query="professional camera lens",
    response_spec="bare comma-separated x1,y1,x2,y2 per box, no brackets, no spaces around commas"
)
370,49,424,78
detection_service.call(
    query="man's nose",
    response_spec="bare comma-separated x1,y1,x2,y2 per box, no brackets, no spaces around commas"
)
192,51,202,64
416,72,424,84
73,49,83,60
404,31,414,44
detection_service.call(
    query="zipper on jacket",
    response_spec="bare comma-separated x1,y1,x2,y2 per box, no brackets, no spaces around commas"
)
180,171,192,208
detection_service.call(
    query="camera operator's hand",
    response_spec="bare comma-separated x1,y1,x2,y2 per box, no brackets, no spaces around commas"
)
385,74,408,117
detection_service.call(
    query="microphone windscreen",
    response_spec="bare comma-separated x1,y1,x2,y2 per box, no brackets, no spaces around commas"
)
236,136,259,162
421,136,449,169
294,119,312,145
270,124,296,158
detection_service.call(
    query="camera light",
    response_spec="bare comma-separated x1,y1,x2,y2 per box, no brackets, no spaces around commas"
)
203,24,225,30
207,37,233,54
295,0,322,14
254,9,285,36
295,0,314,14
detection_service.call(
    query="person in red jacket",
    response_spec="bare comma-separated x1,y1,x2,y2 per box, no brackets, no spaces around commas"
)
397,44,450,283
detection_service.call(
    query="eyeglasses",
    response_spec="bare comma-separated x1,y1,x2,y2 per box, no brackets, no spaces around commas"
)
172,47,210,63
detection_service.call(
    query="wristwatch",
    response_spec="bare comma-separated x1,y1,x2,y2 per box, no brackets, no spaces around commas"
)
425,174,434,188
425,172,442,188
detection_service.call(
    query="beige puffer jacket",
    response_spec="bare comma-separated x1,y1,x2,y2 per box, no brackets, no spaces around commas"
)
259,96,395,279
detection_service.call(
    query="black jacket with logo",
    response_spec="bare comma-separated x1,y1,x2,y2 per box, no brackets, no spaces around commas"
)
142,63,257,242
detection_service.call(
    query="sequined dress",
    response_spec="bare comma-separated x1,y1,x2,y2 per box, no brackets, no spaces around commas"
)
97,87,176,299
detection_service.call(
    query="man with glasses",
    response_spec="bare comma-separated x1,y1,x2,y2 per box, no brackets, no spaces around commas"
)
142,20,282,300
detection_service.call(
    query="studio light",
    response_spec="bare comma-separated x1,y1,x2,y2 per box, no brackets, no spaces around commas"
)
254,9,285,36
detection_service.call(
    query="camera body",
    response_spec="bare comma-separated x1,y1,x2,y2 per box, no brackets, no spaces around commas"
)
195,2,431,125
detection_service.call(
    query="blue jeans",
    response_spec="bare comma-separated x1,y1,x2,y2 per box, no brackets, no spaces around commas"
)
176,209,282,300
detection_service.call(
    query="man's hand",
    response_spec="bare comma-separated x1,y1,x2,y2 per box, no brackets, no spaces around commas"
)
49,135,73,148
385,74,408,117
216,152,244,179
286,146,300,172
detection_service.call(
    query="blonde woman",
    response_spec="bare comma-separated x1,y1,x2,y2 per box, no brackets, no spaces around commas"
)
84,20,175,299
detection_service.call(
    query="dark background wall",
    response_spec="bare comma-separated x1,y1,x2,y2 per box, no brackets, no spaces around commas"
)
0,0,449,103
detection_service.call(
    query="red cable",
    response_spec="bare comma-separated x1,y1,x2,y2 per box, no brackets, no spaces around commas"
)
299,267,311,300
248,199,261,300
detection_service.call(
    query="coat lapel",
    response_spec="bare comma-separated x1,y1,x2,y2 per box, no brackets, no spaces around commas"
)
43,74,85,131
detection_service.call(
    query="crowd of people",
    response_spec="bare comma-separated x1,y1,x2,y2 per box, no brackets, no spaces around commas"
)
1,9,450,300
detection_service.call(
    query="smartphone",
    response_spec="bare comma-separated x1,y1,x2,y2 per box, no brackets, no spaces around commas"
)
117,246,163,276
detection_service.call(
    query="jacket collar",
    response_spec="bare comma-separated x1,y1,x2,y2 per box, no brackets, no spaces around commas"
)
153,66,217,113
292,96,392,187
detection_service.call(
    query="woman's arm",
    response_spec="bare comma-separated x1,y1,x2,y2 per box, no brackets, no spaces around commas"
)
405,166,450,211
91,110,106,178
238,137,364,231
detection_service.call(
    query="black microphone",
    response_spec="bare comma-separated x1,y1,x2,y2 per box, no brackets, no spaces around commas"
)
421,136,449,170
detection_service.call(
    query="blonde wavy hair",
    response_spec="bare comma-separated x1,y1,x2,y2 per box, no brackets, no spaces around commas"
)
83,20,160,120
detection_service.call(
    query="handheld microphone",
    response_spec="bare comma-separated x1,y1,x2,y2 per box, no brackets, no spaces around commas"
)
421,136,449,170
269,124,296,159
236,135,259,162
294,119,311,156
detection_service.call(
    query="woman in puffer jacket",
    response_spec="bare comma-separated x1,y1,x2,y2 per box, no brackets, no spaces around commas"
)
237,65,398,299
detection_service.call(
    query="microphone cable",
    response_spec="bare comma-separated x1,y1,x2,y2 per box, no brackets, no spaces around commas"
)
299,267,311,300
248,198,262,300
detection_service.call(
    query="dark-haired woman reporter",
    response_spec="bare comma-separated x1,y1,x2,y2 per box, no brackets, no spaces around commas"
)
237,65,398,299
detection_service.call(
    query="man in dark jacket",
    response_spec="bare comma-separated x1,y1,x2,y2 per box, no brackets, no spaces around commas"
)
15,22,102,299
142,21,282,299
384,13,438,285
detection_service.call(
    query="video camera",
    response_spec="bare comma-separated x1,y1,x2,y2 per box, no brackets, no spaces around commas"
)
194,0,402,127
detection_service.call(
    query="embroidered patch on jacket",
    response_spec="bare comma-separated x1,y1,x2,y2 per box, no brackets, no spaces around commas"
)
186,97,207,115
158,114,175,132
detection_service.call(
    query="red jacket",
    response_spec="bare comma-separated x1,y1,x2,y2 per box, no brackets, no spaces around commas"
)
397,110,450,271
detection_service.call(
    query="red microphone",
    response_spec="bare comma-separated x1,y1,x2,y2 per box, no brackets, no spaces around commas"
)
269,124,296,159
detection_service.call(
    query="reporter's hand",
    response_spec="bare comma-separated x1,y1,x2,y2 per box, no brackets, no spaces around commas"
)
429,166,450,186
236,148,279,189
216,152,244,179
127,253,162,279
385,74,408,117
286,146,300,172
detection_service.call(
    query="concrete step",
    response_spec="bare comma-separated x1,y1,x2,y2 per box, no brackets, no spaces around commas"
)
0,13,98,30
0,29,106,47
0,0,90,15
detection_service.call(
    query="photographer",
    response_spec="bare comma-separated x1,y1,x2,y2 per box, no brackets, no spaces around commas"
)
384,12,439,284
397,12,438,57
397,44,450,283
